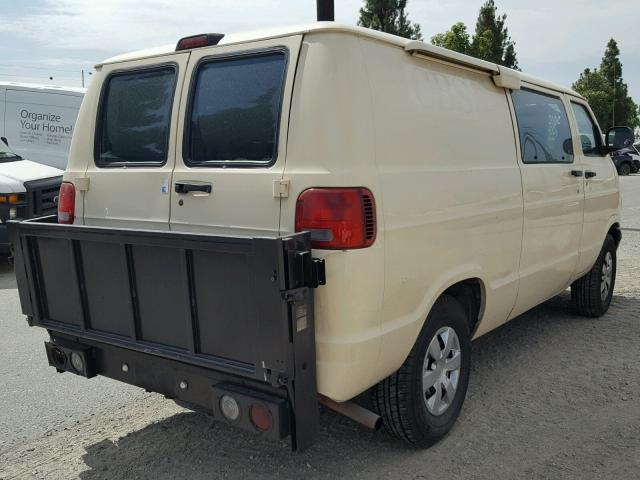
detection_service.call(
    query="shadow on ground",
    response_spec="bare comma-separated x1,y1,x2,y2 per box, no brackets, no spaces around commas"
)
76,292,640,479
0,257,16,289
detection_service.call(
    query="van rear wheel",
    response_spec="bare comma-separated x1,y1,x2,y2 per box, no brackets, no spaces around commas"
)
571,234,616,317
373,295,471,447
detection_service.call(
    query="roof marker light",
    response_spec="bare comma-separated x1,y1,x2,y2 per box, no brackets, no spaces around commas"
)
176,33,225,51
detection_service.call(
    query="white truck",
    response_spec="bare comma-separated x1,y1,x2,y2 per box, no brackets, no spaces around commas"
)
0,82,85,169
0,139,62,254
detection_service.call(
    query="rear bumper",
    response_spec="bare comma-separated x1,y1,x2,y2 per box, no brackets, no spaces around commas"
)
47,334,292,441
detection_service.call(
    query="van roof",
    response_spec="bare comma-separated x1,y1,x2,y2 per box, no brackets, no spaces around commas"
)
0,81,86,95
97,22,582,99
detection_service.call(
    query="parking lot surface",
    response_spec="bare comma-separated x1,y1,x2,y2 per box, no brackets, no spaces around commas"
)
1,177,639,479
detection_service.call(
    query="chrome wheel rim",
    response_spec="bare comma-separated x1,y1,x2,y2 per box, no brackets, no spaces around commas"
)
422,326,461,416
601,251,613,302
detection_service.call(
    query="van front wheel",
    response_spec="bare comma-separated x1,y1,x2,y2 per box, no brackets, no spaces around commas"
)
571,234,617,317
373,295,471,447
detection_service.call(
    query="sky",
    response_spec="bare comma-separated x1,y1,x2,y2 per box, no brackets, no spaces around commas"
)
0,0,639,101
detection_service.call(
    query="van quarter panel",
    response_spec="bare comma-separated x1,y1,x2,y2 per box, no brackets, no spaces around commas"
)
361,39,523,382
280,33,384,401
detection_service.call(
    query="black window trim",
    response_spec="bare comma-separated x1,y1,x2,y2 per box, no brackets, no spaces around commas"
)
512,87,575,165
94,62,179,169
569,100,605,157
182,47,290,169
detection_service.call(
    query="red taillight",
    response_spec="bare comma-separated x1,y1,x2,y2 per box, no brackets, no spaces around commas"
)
57,182,75,224
295,187,376,249
249,404,273,432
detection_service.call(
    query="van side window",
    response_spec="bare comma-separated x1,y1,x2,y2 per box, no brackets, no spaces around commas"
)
571,103,603,156
96,66,176,167
511,89,574,164
186,51,286,166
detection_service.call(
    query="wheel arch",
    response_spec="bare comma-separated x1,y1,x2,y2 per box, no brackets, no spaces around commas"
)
441,278,485,337
607,222,621,249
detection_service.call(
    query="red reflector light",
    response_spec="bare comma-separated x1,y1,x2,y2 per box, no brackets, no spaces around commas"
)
295,187,376,249
249,404,273,432
176,33,225,51
57,181,75,224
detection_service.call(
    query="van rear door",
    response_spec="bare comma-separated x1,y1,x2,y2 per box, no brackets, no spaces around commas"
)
82,53,189,229
169,36,301,236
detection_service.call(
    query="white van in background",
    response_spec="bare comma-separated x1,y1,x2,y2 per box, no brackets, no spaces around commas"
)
0,82,85,169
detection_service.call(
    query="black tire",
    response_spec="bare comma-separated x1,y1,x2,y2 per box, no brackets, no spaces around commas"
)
618,163,631,176
571,235,616,317
373,295,471,447
631,165,639,174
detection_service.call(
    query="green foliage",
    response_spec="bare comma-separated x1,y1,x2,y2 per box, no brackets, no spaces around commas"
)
573,68,613,130
430,1,518,69
358,0,423,40
431,22,470,54
572,39,639,130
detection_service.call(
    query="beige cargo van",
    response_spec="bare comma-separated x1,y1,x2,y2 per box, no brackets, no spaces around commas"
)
10,23,634,450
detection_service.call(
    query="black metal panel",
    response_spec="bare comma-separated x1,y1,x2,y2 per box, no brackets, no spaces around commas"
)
35,236,83,326
192,250,252,362
80,241,133,336
132,245,190,349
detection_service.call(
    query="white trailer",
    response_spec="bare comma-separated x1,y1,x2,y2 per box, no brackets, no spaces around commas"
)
0,82,85,169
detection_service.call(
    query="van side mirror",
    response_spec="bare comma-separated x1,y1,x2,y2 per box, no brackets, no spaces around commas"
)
604,126,634,152
1,136,9,147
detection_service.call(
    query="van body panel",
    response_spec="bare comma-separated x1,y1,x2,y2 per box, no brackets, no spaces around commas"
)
169,36,302,237
367,39,523,370
81,54,190,230
295,36,521,394
63,78,100,223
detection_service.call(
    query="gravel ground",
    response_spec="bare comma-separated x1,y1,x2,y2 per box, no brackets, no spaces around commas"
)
1,176,639,479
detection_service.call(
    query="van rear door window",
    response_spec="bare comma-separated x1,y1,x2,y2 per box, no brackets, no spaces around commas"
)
511,89,574,164
186,51,286,166
96,66,176,167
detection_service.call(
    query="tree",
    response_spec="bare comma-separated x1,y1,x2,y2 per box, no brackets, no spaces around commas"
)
358,0,423,40
470,0,518,69
572,68,613,130
430,1,518,69
572,39,639,130
599,39,639,129
430,22,470,54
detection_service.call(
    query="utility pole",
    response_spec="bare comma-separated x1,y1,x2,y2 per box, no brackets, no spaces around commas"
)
81,69,92,88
